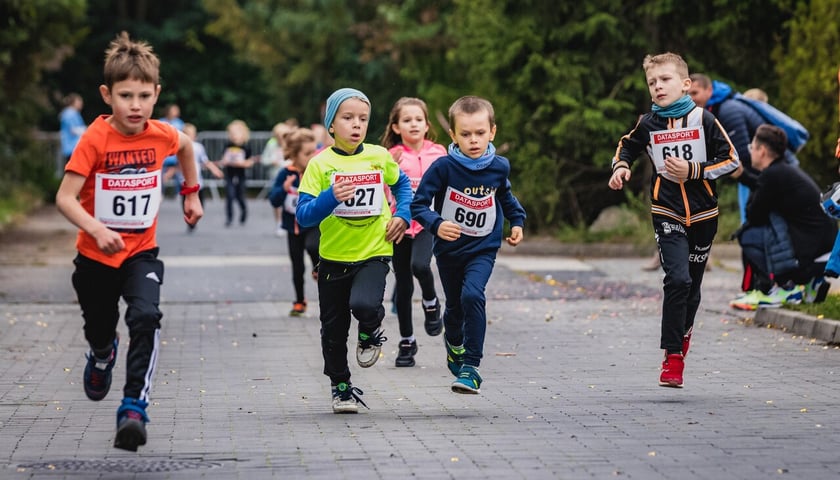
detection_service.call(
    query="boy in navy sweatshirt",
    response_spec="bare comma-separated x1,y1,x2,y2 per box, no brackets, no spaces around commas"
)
411,96,526,394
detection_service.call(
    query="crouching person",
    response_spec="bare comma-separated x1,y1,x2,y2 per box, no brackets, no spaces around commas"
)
730,125,836,310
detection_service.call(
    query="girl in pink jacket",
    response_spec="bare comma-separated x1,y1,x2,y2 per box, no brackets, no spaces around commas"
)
381,97,447,367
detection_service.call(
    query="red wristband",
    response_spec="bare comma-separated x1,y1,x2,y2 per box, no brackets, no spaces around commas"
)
180,182,200,195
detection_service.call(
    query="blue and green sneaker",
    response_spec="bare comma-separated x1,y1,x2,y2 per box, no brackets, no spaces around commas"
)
451,365,482,394
444,338,464,377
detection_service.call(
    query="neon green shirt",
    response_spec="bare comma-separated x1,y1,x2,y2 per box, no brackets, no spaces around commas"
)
298,144,402,262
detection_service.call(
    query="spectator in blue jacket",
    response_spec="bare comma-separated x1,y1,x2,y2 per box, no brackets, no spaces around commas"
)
59,93,86,162
689,75,766,224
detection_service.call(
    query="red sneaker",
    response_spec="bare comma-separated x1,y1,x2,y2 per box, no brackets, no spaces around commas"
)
659,353,684,388
682,326,693,357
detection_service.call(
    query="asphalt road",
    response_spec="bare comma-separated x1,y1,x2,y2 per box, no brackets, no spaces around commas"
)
1,197,839,479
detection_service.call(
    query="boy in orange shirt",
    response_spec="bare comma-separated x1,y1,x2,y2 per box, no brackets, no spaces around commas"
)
55,31,203,451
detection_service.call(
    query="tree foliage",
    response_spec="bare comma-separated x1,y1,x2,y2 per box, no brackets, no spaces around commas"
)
775,0,840,189
7,0,837,232
0,0,87,197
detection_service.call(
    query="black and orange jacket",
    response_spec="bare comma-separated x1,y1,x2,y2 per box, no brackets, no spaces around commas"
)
611,107,739,226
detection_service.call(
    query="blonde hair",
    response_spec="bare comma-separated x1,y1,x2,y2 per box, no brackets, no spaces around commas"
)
103,31,160,88
183,122,197,138
283,128,317,161
271,122,293,142
642,52,689,79
226,119,250,144
448,96,495,131
380,97,437,149
743,88,769,103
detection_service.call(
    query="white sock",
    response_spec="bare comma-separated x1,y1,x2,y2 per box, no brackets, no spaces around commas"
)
422,298,437,308
402,336,416,343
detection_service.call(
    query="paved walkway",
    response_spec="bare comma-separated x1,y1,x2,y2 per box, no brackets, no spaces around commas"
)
1,198,839,479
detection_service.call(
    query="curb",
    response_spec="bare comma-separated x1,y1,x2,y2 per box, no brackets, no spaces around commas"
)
753,307,840,344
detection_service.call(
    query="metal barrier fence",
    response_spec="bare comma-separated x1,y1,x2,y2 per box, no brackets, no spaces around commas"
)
39,130,277,200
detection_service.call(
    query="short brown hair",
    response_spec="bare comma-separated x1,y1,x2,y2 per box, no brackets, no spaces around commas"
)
103,31,160,88
448,96,495,131
643,52,689,79
754,124,787,159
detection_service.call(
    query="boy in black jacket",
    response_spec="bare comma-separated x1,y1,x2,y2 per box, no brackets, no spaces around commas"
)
609,52,740,388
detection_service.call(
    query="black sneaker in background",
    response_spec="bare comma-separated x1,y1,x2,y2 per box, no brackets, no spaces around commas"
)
423,299,442,336
395,339,418,367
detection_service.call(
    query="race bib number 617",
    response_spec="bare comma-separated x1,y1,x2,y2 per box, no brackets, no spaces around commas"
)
94,171,162,229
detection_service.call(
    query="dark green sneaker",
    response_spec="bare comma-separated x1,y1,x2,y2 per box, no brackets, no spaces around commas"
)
444,337,464,377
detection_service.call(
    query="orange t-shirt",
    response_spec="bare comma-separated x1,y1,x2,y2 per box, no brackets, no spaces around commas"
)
65,115,179,268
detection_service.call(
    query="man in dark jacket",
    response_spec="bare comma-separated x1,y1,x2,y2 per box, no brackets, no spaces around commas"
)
729,125,836,310
689,75,767,223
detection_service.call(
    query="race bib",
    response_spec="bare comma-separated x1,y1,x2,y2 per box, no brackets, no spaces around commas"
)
440,186,496,237
409,177,422,194
94,170,162,229
284,192,298,214
649,126,706,174
332,171,384,218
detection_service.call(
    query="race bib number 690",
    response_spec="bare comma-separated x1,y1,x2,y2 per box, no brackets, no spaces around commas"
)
94,171,162,229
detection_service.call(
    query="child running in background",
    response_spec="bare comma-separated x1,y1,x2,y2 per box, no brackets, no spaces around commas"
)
608,52,740,388
296,88,412,413
54,31,203,451
263,121,295,236
380,97,447,367
268,127,321,316
218,119,255,227
411,95,526,394
164,122,223,232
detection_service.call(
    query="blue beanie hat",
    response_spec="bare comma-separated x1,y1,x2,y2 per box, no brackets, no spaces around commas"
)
324,88,370,136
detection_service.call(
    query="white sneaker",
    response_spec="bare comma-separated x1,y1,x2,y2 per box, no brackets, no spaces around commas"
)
356,328,387,368
331,382,367,413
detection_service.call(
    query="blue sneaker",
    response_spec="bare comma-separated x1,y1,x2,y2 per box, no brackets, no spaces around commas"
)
444,337,464,377
803,276,830,304
452,365,482,394
114,397,149,451
83,334,119,401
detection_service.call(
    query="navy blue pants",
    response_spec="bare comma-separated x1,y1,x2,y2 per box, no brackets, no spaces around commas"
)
317,257,390,385
392,229,438,338
436,252,496,367
72,248,163,402
652,216,716,354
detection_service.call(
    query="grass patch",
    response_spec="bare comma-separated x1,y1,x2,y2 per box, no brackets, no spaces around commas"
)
786,293,840,321
0,185,44,231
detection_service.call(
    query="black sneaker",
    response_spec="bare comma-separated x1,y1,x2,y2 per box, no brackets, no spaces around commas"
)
356,328,387,367
331,382,369,413
83,334,119,401
114,397,149,451
423,299,442,336
395,340,418,367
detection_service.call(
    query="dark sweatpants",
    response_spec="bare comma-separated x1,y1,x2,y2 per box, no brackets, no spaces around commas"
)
392,229,438,338
317,257,390,385
72,248,163,402
652,216,716,354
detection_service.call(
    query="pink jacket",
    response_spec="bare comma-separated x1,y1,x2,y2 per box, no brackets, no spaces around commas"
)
388,139,447,237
